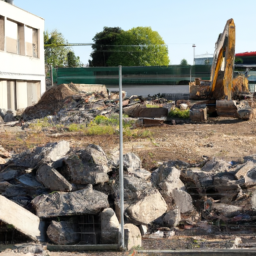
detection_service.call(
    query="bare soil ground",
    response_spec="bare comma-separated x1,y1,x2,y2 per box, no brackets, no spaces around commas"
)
1,117,256,171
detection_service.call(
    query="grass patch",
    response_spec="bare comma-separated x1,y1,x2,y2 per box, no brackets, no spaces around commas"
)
169,108,190,119
146,104,159,108
85,125,116,136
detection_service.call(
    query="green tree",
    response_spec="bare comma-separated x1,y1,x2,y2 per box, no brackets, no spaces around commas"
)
235,57,243,64
67,51,81,67
44,30,71,67
89,27,123,67
106,27,169,66
180,59,188,66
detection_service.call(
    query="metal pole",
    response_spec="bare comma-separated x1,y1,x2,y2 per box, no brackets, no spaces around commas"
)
51,65,54,87
118,65,125,250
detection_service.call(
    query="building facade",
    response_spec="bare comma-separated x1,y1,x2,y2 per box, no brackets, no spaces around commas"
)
194,54,213,65
0,0,45,111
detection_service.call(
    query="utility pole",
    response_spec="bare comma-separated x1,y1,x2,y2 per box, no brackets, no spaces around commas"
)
118,65,125,250
192,44,196,65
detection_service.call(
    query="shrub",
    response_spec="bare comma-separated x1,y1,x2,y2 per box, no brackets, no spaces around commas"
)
169,108,190,119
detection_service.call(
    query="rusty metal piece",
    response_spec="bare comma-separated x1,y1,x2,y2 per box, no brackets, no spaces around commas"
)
190,107,207,122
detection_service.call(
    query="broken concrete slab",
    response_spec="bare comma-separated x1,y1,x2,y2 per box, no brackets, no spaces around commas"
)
123,176,154,201
3,184,35,198
63,154,109,185
10,140,70,168
126,190,167,225
0,169,19,181
0,181,11,193
172,189,194,213
127,168,151,180
212,203,242,218
47,220,79,245
17,173,43,188
201,158,231,173
163,208,181,227
0,157,6,164
235,161,256,186
81,144,109,169
124,224,142,251
37,164,72,192
0,195,45,241
100,208,119,244
123,152,141,172
32,184,109,218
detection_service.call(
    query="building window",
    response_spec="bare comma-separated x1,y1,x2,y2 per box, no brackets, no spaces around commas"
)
25,26,38,58
6,19,18,54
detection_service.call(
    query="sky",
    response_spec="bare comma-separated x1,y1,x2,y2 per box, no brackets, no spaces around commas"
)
14,0,256,66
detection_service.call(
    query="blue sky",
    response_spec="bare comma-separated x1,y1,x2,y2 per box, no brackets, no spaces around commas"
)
15,0,256,65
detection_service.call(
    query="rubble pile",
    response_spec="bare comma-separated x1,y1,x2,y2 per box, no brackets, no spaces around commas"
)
1,141,256,246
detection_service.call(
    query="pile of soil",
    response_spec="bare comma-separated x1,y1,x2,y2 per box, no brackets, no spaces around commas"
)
22,84,78,121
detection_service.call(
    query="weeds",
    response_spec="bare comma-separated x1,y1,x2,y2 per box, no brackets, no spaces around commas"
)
169,108,190,119
146,104,159,108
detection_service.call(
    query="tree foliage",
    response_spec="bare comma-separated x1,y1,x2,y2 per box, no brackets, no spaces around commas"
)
90,27,169,67
89,27,123,67
67,51,81,67
235,57,243,64
44,30,71,67
180,59,188,66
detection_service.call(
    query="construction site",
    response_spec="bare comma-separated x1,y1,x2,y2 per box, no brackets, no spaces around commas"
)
1,0,256,255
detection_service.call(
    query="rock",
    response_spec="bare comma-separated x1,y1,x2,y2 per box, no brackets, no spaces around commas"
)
201,158,230,173
17,173,43,188
123,153,141,172
180,103,188,110
10,141,70,168
156,164,185,208
212,203,242,218
251,191,256,210
213,174,241,203
114,176,155,202
0,108,6,119
32,184,109,218
63,155,109,185
4,110,16,122
0,181,11,193
11,243,49,255
128,168,151,180
124,224,141,251
0,195,45,241
244,154,256,163
151,168,159,187
163,208,181,227
47,221,79,245
235,161,256,186
3,184,35,198
100,208,119,244
37,164,72,192
126,190,167,225
0,145,11,158
81,144,109,169
0,169,18,181
0,157,6,164
172,189,194,213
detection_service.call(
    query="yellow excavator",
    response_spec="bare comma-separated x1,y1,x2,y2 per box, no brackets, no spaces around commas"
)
189,19,252,119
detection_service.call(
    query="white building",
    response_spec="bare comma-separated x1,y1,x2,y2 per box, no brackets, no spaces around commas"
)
194,53,213,65
0,0,45,111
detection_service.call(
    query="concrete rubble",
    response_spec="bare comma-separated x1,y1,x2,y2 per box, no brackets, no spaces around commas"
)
1,141,256,249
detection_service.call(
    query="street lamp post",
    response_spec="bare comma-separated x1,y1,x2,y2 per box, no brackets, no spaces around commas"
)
192,44,196,65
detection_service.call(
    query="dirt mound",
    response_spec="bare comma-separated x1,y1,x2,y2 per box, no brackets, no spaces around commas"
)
22,84,78,121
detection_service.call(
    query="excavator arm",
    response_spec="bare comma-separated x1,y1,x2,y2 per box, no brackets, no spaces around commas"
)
211,18,236,100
